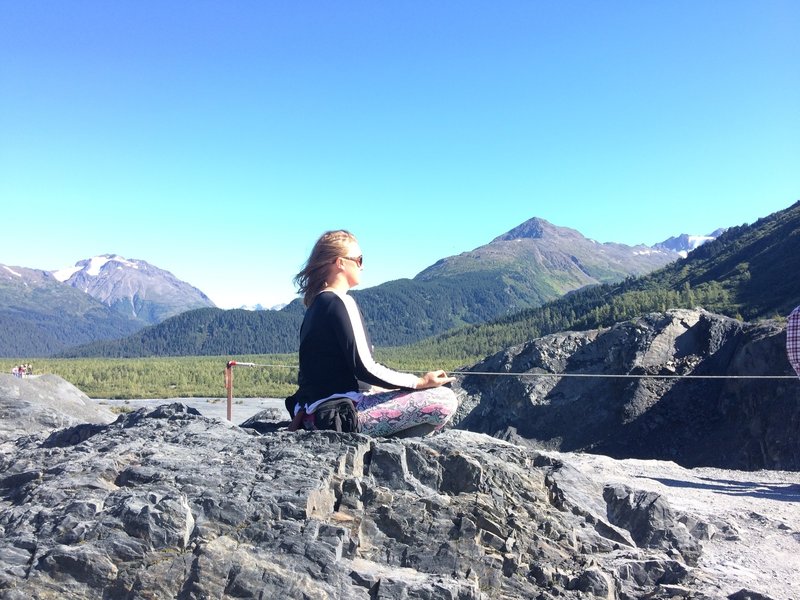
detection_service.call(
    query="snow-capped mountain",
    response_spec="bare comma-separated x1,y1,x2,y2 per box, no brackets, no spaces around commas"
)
53,254,215,325
653,229,725,258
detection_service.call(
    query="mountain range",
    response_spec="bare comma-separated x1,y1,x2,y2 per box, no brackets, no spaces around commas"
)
71,199,800,361
56,220,725,359
0,256,214,357
409,199,800,365
2,219,722,358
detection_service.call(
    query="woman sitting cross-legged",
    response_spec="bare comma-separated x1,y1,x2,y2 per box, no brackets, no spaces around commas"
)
287,229,458,437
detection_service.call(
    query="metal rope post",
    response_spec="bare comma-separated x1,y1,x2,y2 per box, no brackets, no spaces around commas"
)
224,360,265,421
225,360,235,421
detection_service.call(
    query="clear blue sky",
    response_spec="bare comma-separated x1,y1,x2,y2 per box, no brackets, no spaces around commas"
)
2,1,798,308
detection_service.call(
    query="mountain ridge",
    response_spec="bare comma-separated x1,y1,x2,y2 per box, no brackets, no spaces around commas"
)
58,217,683,357
1,214,732,358
54,253,215,324
406,199,800,365
416,217,674,286
652,228,725,257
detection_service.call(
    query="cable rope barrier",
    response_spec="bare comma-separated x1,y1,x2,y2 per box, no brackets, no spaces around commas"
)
447,371,798,380
223,359,797,421
226,361,797,379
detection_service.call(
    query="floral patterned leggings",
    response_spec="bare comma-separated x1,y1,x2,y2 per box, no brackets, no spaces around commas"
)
356,386,459,437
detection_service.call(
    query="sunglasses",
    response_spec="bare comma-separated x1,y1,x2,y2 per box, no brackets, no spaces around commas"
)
341,255,363,267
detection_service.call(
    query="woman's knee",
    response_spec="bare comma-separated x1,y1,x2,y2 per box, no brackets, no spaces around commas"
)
424,386,458,420
435,386,458,412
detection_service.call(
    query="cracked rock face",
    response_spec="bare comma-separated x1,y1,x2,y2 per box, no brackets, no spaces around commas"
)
0,403,738,599
453,309,800,470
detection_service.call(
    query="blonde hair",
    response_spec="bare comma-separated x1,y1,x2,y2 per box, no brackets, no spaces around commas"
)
294,230,357,307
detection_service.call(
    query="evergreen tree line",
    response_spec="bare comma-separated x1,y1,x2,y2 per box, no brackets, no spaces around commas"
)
1,355,300,399
59,308,302,358
59,271,552,357
390,200,800,366
0,310,140,358
394,280,734,367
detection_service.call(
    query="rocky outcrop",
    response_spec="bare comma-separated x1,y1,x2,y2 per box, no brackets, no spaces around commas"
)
3,361,798,600
454,309,800,470
0,374,115,444
2,402,782,600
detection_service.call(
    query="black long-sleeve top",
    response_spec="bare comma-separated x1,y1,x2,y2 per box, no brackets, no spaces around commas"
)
293,289,418,408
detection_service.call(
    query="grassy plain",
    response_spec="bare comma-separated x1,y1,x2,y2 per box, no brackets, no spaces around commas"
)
1,355,297,399
0,351,465,399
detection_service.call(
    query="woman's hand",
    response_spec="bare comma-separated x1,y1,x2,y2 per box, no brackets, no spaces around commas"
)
416,370,456,389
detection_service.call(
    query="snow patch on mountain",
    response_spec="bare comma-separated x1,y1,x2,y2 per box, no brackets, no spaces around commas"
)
680,235,716,256
2,266,22,277
86,256,111,276
51,266,80,282
54,255,142,281
238,302,288,311
653,230,725,258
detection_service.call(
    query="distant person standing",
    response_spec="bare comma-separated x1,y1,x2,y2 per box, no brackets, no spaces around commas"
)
788,305,800,377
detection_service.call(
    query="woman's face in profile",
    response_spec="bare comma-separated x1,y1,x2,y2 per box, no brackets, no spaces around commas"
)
341,240,363,288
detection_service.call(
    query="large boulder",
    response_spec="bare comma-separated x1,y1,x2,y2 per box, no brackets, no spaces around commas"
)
453,309,800,470
0,374,116,444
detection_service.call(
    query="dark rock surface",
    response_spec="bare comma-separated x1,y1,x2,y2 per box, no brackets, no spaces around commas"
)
454,309,800,470
2,403,795,599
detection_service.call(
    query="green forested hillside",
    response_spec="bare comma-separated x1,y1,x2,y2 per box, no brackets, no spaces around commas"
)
0,266,142,357
59,307,304,358
59,274,519,357
0,311,139,357
54,217,677,358
355,272,533,343
630,204,800,319
55,201,799,360
398,200,800,365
